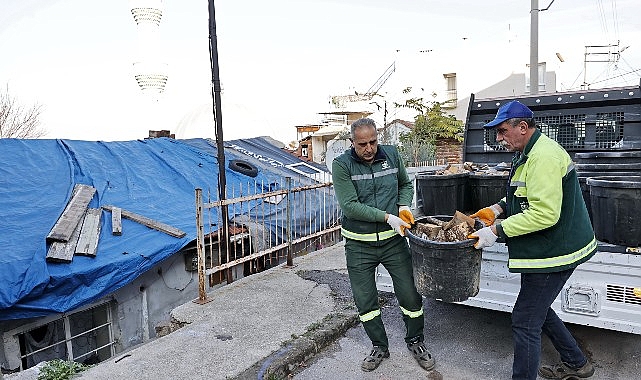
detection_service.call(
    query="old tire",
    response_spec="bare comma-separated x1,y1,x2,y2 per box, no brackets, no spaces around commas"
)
229,159,258,177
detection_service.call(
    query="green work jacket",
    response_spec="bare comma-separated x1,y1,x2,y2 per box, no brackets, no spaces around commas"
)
495,129,597,273
332,145,413,242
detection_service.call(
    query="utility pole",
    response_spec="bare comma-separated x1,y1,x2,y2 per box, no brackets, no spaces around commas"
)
208,0,231,283
530,0,539,94
381,100,389,144
530,0,555,94
383,100,387,129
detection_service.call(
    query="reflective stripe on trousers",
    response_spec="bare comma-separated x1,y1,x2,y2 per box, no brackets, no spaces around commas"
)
341,227,397,242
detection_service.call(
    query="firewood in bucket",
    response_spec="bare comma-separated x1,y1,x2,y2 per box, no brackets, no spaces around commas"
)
411,211,481,242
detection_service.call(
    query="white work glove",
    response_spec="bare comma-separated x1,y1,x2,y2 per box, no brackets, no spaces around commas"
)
387,214,410,236
468,226,498,249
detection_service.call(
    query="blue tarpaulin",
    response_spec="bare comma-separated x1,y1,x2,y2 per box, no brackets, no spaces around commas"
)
0,137,328,320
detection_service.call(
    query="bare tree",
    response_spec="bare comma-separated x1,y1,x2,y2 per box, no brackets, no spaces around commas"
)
0,85,46,138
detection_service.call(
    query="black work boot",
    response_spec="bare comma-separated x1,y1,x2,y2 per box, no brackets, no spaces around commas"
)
407,337,436,371
361,346,389,371
538,361,595,379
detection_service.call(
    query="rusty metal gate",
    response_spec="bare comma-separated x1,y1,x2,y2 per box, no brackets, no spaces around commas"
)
194,176,341,303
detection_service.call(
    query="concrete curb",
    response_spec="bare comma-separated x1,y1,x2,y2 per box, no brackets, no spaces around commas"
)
235,312,359,380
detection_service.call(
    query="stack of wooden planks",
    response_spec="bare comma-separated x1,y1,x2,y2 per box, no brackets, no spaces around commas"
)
46,184,186,263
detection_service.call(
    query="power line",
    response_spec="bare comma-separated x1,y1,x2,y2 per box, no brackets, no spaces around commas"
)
596,0,610,39
611,0,620,42
619,57,641,78
566,69,585,91
589,67,641,85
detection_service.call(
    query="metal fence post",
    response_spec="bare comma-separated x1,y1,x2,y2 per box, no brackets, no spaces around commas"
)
286,177,293,267
194,188,209,304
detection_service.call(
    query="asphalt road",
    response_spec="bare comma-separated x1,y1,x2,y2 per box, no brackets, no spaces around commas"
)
294,272,641,380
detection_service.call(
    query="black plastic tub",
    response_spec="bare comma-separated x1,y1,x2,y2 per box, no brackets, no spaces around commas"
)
575,160,641,223
587,176,641,247
407,216,481,302
578,171,640,222
574,151,641,164
576,163,641,172
416,172,469,215
468,172,509,211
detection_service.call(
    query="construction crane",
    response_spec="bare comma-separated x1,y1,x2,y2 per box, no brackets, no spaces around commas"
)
331,61,396,108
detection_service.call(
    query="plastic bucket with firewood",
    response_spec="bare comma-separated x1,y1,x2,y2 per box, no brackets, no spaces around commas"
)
407,215,481,302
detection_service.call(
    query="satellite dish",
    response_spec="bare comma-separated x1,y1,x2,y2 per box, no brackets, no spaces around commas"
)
325,139,351,173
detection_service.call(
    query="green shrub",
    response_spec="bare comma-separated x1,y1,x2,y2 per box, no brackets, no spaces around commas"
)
37,359,92,380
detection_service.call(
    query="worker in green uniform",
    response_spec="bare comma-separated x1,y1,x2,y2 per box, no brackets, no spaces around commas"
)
331,118,435,372
469,100,596,380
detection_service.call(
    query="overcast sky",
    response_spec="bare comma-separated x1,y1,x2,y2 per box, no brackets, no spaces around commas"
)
1,0,639,144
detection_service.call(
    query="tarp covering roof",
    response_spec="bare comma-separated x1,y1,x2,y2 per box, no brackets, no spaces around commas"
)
0,137,331,320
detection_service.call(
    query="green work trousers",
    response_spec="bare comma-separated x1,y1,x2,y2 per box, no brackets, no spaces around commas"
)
345,234,424,350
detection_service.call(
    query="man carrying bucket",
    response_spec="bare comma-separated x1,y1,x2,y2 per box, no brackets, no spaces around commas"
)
332,118,435,372
468,100,597,380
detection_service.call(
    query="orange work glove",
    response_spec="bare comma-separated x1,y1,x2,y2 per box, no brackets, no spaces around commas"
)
470,204,502,227
398,205,415,236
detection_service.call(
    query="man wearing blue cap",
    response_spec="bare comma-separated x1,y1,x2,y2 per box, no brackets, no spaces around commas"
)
468,100,596,380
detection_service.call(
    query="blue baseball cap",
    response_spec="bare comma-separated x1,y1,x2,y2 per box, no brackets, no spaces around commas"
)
483,100,534,128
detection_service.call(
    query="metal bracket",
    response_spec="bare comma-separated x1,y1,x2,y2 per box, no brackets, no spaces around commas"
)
562,283,601,316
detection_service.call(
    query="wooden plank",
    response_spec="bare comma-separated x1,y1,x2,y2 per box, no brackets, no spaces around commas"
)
111,206,122,236
75,208,102,257
102,205,186,238
46,212,84,263
47,184,96,243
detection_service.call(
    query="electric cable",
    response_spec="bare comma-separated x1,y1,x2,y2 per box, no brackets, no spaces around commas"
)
596,0,609,38
589,67,641,86
619,56,641,78
158,256,194,291
611,0,620,42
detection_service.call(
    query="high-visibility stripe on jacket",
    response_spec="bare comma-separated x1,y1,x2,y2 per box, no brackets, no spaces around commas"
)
332,145,413,241
495,129,596,273
508,237,597,270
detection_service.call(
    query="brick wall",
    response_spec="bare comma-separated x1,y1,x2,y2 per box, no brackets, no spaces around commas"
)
147,130,175,139
435,138,463,164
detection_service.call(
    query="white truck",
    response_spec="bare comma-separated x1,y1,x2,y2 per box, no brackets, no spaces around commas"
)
377,83,641,335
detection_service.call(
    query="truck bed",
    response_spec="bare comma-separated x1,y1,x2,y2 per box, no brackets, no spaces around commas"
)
376,242,641,334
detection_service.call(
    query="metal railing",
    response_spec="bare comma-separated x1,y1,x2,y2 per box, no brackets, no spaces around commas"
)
443,89,458,109
406,158,447,167
11,301,115,370
194,176,341,303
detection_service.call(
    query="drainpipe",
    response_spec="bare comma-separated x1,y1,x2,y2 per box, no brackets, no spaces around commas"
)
141,286,149,342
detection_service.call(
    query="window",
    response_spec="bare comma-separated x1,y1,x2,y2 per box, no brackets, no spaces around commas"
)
5,301,115,371
536,114,586,149
443,73,457,108
595,112,624,148
525,62,547,93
